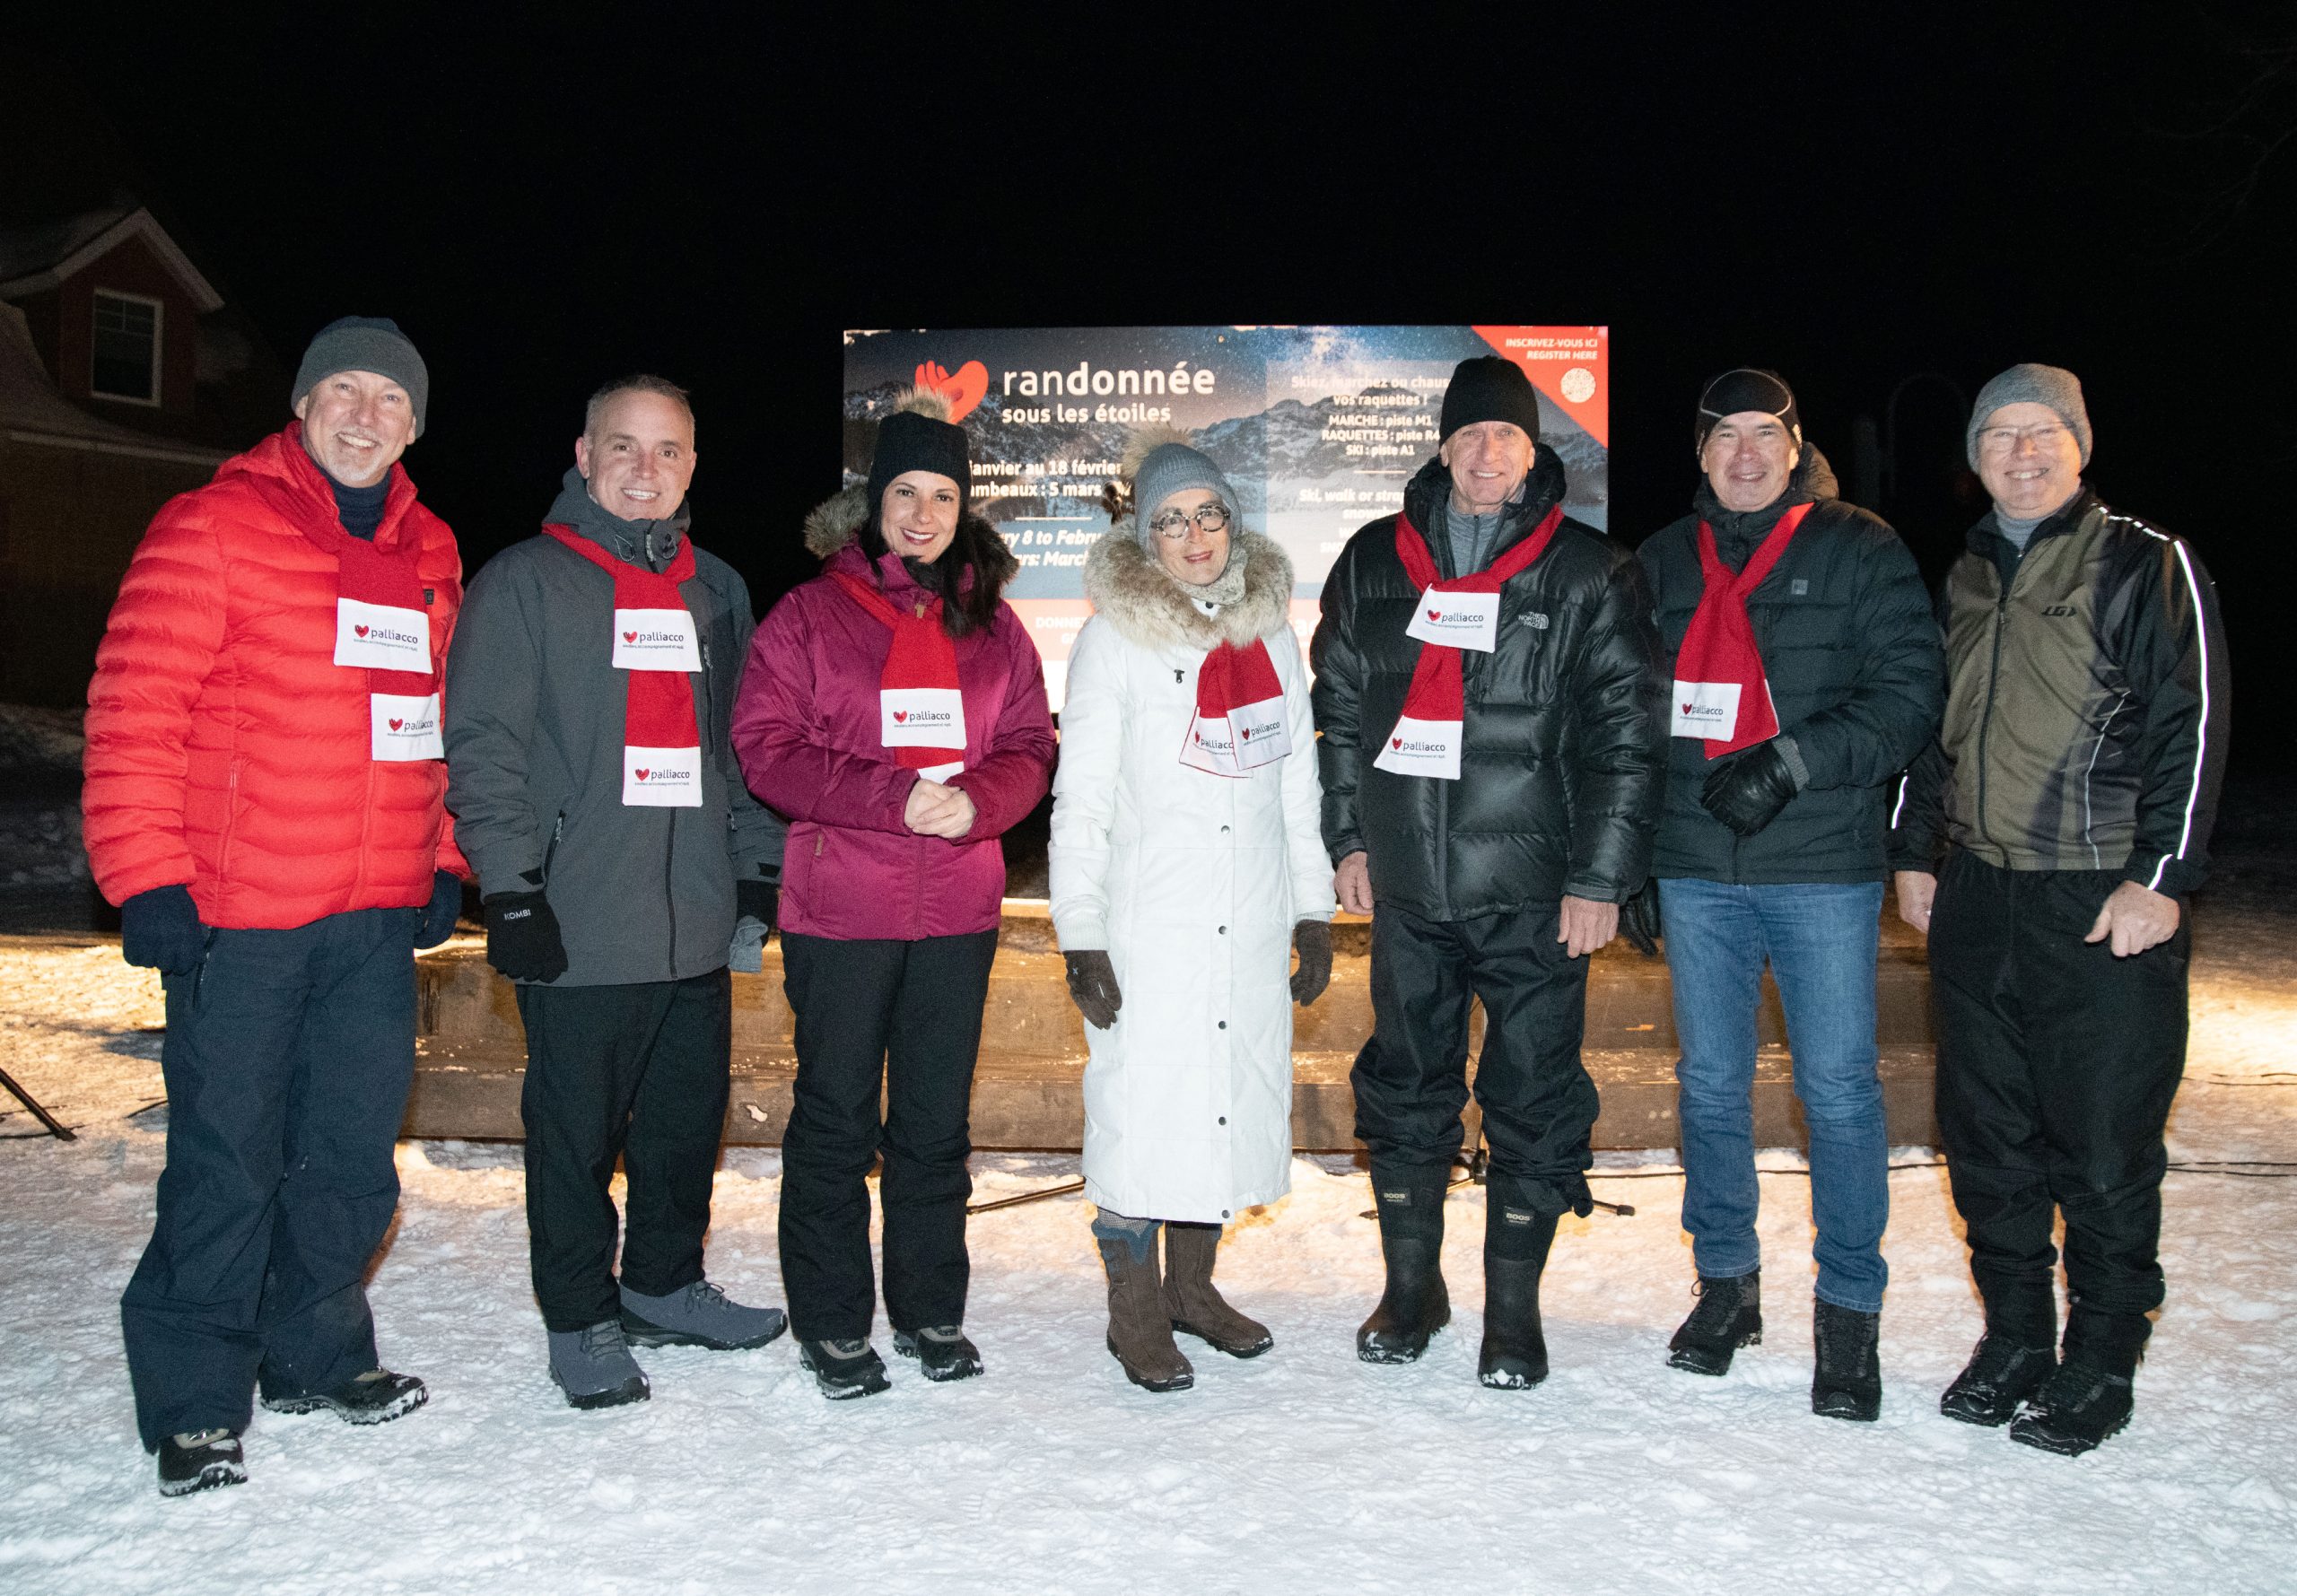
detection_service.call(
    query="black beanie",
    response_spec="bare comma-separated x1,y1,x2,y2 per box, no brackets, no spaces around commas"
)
1695,369,1801,456
866,405,972,524
1438,356,1542,444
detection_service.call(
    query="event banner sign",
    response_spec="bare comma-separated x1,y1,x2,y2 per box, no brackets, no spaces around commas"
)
842,327,1608,705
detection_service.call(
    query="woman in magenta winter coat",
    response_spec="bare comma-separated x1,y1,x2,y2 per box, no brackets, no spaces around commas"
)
732,390,1054,1399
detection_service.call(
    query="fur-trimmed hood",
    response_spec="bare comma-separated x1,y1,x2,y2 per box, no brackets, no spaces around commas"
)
1084,526,1293,653
802,483,1020,591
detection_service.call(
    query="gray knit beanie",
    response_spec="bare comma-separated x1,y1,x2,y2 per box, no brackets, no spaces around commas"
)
292,316,430,438
1967,362,2091,468
1131,441,1239,555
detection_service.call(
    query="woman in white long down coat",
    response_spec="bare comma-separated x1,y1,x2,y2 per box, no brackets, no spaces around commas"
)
1050,434,1335,1392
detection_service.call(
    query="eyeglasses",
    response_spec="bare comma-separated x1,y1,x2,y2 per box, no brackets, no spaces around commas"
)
1976,423,2071,456
1148,503,1232,538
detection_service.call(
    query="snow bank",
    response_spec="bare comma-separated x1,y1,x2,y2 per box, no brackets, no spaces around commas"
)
2,931,2292,1593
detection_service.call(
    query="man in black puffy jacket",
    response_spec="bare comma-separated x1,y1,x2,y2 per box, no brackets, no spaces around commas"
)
1635,371,1942,1423
1312,355,1664,1389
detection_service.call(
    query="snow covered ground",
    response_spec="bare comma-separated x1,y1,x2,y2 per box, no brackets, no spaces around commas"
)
3,911,2294,1592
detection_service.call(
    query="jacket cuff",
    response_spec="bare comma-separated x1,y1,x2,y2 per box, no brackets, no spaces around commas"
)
1772,735,1810,789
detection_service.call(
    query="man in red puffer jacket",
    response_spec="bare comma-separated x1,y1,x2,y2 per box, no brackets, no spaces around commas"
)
83,317,463,1499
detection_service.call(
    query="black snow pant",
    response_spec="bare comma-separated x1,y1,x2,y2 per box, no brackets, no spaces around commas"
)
515,969,733,1332
1350,901,1598,1217
777,929,998,1343
121,907,419,1451
1929,850,2189,1359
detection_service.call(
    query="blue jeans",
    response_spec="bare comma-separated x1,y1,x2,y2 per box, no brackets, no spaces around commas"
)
1658,879,1889,1313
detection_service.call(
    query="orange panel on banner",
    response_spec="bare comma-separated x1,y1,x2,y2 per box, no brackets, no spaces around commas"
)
1470,326,1609,447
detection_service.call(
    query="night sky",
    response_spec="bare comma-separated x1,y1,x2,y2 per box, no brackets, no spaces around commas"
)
22,7,2295,771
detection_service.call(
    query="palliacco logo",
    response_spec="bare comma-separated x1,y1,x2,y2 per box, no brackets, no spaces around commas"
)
354,624,420,645
892,708,954,725
621,631,684,645
1390,737,1446,754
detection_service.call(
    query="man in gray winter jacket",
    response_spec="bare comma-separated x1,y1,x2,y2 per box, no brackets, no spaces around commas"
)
444,376,787,1408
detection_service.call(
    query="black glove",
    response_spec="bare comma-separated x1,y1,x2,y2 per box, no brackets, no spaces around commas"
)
415,870,464,950
1290,919,1333,1006
1699,741,1800,839
484,889,569,982
1063,949,1122,1030
120,884,204,974
1620,879,1662,957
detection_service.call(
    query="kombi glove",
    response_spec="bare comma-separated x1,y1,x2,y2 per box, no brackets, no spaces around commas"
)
484,888,568,983
1064,949,1122,1030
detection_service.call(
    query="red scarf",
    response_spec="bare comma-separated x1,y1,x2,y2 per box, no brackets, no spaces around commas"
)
830,571,967,781
1181,636,1289,777
542,524,703,807
1374,503,1562,781
303,493,441,762
1673,501,1813,758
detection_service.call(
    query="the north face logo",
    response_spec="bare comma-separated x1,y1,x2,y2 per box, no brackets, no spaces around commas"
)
354,624,370,638
624,630,638,643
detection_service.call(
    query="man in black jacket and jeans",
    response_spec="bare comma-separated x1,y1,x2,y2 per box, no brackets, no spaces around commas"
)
1313,355,1664,1389
444,377,787,1408
1636,371,1943,1422
1892,364,2230,1456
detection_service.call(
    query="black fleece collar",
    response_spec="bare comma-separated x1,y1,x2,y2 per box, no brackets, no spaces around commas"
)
545,467,692,573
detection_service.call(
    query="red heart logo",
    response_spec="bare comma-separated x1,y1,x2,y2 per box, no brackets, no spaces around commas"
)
635,768,651,781
913,359,990,423
893,710,908,722
1427,610,1442,622
354,624,370,637
1681,702,1695,715
624,631,638,644
1241,727,1252,739
389,718,405,731
1392,737,1403,750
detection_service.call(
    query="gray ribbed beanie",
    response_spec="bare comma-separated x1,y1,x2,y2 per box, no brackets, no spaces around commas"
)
1131,441,1239,555
292,316,430,438
1967,363,2091,468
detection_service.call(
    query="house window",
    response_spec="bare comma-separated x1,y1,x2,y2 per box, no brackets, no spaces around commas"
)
92,292,163,405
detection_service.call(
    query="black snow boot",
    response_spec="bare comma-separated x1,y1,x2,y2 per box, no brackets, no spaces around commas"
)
894,1325,983,1382
2009,1307,2145,1456
262,1368,428,1425
799,1339,892,1400
1357,1164,1452,1365
1943,1335,2057,1427
1811,1299,1882,1422
156,1428,246,1498
1478,1173,1556,1389
1943,1276,2057,1426
1667,1270,1762,1377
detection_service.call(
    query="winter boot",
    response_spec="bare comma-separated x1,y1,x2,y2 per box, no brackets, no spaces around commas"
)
893,1325,983,1382
798,1339,893,1400
2008,1306,2144,1456
1478,1174,1557,1389
1163,1220,1272,1358
1096,1217,1194,1392
1357,1164,1452,1365
156,1428,246,1498
619,1279,789,1351
1943,1277,2058,1426
548,1319,651,1409
1811,1299,1882,1422
262,1368,428,1425
1667,1271,1762,1377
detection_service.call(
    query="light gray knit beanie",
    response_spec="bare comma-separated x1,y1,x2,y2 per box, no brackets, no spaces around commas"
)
1127,436,1239,557
1967,363,2092,468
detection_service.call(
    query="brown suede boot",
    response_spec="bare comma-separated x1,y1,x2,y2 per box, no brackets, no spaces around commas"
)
1096,1225,1194,1392
1163,1220,1273,1358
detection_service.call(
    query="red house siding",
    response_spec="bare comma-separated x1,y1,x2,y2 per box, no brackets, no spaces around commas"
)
48,235,198,415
